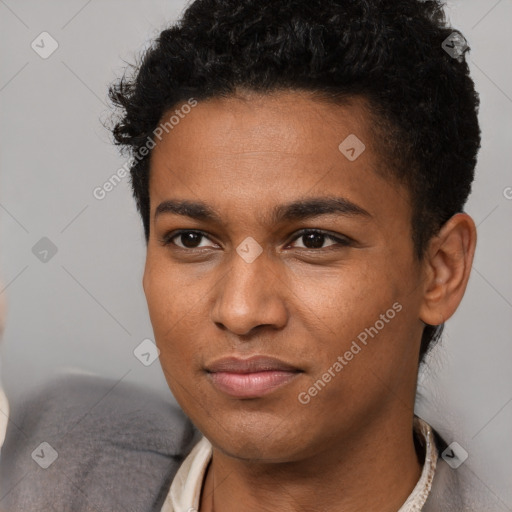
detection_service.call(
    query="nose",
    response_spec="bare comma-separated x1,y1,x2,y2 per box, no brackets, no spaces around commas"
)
210,244,289,337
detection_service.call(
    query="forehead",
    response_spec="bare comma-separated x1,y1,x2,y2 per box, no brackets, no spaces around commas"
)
152,91,372,160
148,91,410,227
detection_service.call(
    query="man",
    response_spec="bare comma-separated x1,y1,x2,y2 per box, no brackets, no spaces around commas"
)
1,0,507,511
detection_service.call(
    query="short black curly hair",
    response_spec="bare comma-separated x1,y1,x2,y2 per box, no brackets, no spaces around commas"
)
108,0,481,363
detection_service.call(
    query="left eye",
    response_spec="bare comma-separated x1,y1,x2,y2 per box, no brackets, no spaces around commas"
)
288,229,351,250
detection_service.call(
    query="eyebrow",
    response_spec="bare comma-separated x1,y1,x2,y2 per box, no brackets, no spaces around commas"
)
154,197,371,225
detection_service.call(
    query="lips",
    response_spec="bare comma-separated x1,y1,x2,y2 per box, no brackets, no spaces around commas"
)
205,355,302,398
205,355,300,373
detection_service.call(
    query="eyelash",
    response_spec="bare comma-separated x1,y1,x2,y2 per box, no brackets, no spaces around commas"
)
159,229,353,251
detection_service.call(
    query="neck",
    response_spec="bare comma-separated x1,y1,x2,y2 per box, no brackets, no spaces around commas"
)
199,411,423,512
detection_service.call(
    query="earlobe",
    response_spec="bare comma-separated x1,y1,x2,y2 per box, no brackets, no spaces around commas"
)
419,213,477,326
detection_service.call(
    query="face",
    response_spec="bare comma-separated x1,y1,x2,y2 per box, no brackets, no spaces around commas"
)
144,91,427,462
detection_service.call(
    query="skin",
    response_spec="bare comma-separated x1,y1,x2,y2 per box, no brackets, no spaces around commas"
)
143,90,476,512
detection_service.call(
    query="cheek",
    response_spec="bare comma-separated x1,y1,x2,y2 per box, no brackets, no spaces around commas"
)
292,259,400,329
145,253,195,318
143,257,202,360
144,263,204,402
289,257,413,383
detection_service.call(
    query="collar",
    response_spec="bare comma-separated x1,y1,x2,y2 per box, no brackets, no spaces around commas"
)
0,386,8,452
162,416,437,512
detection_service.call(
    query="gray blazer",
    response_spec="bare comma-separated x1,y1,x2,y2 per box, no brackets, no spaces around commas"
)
0,374,201,512
0,375,509,511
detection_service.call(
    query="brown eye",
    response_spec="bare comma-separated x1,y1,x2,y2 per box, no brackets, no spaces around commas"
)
289,230,352,250
160,230,217,249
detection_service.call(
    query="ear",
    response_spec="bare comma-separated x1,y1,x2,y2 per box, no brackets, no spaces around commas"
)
419,213,477,326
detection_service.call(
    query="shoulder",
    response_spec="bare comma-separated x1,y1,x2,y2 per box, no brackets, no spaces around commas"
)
423,426,509,512
0,373,201,512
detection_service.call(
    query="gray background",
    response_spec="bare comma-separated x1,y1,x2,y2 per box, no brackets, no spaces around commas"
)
0,0,511,507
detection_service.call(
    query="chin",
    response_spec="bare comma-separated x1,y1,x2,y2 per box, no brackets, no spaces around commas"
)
207,421,310,463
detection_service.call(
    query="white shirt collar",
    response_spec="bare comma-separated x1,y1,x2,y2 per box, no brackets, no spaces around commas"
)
161,416,437,512
397,417,438,511
0,386,8,453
